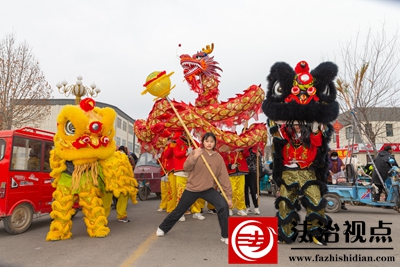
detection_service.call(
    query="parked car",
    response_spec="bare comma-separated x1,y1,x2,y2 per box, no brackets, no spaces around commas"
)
0,127,55,234
134,152,161,200
0,127,79,235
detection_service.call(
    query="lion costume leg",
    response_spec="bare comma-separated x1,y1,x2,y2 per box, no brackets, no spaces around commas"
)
46,185,76,241
79,184,110,238
301,178,329,243
276,179,300,244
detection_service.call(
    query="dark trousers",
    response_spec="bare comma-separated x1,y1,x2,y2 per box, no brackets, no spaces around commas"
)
245,172,259,208
158,188,229,238
373,183,386,201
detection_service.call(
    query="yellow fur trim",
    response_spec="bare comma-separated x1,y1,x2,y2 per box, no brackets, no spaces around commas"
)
99,151,138,202
71,162,99,191
52,105,116,162
47,103,121,240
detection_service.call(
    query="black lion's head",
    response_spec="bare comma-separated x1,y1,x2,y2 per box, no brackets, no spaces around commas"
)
262,61,339,124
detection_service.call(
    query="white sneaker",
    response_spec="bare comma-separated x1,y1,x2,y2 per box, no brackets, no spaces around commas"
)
254,208,260,215
192,213,205,220
220,237,228,245
179,215,186,222
229,209,233,216
246,208,252,214
237,210,247,216
157,208,166,212
156,227,164,237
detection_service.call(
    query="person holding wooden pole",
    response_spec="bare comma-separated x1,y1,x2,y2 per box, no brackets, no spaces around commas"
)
156,132,233,245
141,70,232,243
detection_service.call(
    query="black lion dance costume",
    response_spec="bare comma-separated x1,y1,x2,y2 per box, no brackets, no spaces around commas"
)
262,61,339,245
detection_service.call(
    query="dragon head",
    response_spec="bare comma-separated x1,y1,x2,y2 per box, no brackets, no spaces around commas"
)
53,98,117,165
179,43,222,94
262,61,339,124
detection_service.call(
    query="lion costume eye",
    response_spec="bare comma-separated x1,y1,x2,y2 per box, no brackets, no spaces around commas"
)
65,120,76,136
273,81,283,96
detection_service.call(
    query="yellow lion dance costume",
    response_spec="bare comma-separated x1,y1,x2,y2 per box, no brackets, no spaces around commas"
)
46,98,138,241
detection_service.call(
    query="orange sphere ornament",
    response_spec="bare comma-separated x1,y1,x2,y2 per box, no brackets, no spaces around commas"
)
141,71,175,100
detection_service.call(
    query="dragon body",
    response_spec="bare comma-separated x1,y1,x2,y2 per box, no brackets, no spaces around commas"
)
134,44,267,152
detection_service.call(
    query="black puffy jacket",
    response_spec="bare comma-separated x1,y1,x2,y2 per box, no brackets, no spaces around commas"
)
372,150,393,185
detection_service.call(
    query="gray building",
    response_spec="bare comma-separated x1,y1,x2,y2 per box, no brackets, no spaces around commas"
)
333,107,400,165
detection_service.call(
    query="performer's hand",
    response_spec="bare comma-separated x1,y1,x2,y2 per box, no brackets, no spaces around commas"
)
227,199,233,208
154,153,161,160
312,122,319,132
319,124,327,133
193,147,203,159
186,147,193,155
231,164,237,170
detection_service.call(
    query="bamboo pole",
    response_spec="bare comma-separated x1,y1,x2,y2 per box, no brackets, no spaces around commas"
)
157,159,167,176
151,149,168,176
256,149,260,206
166,98,229,203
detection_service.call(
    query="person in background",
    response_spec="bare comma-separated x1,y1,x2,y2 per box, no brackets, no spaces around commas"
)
163,138,177,213
343,155,359,183
127,153,136,171
364,163,374,177
222,149,248,216
156,132,233,245
44,144,52,171
111,146,129,209
196,199,217,215
111,145,132,222
372,145,398,202
27,144,41,171
171,131,198,221
130,152,138,165
156,141,172,213
328,151,347,210
244,146,262,215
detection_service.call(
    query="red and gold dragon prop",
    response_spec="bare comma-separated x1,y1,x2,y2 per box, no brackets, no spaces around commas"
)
134,43,267,152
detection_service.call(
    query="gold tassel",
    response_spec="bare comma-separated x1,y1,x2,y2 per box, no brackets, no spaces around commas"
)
71,162,99,191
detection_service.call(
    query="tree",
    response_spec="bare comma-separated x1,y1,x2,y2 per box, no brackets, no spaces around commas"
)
0,33,52,130
336,24,400,148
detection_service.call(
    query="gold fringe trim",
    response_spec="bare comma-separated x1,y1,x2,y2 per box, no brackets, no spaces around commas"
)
71,162,99,191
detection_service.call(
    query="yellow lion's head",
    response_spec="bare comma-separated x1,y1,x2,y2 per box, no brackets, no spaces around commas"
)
53,98,117,165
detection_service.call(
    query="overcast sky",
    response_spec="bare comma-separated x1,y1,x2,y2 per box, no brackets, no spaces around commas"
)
1,0,399,125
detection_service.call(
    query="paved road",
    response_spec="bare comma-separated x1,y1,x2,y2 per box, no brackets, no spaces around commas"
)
0,193,399,267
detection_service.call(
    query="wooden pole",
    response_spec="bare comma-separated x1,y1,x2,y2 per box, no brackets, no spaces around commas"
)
157,159,167,176
256,150,260,206
150,149,168,176
166,98,229,203
234,151,239,164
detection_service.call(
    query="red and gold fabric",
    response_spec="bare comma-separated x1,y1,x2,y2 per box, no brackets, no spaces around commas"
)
280,125,322,169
